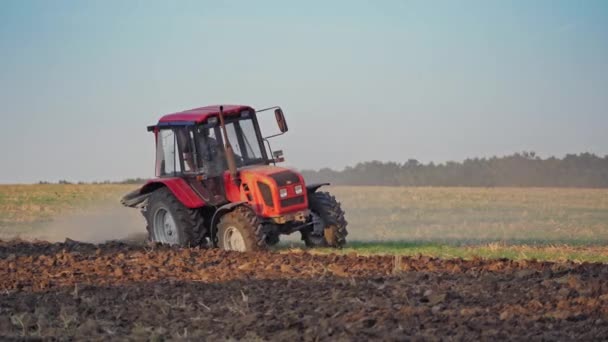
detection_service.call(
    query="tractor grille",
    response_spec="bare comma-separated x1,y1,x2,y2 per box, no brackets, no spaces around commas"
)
257,182,274,207
280,196,305,208
271,171,300,187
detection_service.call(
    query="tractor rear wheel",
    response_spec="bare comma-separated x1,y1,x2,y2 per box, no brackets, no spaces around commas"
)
144,188,205,246
217,206,267,252
301,191,348,248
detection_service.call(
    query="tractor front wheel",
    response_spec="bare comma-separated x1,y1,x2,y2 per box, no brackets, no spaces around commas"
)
217,207,267,252
301,191,348,248
144,188,205,246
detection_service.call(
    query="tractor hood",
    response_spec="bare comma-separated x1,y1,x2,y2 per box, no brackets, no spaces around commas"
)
223,165,308,217
240,165,303,183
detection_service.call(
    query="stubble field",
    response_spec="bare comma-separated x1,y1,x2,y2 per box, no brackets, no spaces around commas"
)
1,184,607,339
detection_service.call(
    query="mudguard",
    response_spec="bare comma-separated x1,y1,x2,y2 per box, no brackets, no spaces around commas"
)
306,183,330,193
120,188,150,208
121,178,205,209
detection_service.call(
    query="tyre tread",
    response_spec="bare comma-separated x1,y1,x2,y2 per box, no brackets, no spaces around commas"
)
303,191,348,248
217,206,267,251
144,188,205,246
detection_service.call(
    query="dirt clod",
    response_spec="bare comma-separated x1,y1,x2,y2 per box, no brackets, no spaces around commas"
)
1,239,607,340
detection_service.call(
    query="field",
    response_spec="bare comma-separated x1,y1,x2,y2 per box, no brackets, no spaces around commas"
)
1,184,608,339
1,240,608,340
329,186,608,244
3,184,608,261
0,184,133,233
314,186,608,263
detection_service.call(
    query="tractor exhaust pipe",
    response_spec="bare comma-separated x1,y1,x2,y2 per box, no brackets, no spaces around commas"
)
218,106,239,182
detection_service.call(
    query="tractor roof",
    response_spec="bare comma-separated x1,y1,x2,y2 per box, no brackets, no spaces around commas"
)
149,105,254,131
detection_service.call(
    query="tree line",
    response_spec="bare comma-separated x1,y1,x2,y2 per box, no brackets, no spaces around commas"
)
300,152,608,188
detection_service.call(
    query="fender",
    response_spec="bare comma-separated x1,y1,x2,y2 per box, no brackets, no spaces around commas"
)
120,188,150,208
306,182,330,193
209,201,249,246
122,178,206,209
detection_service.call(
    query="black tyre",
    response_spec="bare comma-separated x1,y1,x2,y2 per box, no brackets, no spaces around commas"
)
265,232,280,246
217,206,267,252
301,191,348,248
144,188,205,246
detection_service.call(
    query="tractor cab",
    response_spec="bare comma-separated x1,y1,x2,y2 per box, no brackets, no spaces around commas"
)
122,104,347,252
150,106,277,175
147,105,286,205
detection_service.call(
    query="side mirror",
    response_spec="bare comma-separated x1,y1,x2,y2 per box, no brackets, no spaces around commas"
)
274,108,288,133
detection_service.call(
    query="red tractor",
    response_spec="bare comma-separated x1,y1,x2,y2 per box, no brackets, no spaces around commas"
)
122,105,348,251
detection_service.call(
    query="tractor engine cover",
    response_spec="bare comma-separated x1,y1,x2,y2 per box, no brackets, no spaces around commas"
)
223,165,309,220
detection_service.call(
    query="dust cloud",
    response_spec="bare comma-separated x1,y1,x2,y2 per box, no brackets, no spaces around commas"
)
22,204,147,243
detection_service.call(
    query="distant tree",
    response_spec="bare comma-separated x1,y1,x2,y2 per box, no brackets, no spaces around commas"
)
119,178,147,184
300,152,608,188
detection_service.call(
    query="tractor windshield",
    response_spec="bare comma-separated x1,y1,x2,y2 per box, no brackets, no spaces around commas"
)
194,116,266,175
224,118,265,163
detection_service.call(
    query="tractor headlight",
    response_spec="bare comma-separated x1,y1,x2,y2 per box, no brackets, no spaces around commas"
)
294,185,303,195
279,188,288,198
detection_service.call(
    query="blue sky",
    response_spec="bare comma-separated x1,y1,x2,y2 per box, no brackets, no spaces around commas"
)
1,0,607,183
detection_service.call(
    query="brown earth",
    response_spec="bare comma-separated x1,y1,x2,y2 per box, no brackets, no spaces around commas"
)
1,240,608,340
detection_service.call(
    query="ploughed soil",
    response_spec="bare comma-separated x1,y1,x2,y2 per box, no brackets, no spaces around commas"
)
1,240,608,340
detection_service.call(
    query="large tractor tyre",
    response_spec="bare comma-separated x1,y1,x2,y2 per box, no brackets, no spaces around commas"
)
302,191,348,248
144,188,205,246
217,206,267,252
